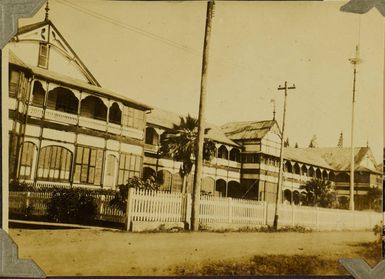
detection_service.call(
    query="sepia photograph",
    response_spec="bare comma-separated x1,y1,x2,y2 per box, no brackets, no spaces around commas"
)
2,0,384,276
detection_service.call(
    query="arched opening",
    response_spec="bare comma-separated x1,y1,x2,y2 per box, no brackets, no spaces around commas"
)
228,180,245,199
293,163,300,175
309,167,315,177
229,148,241,162
217,145,229,159
47,87,79,114
109,102,122,125
301,165,308,176
143,167,156,181
145,127,159,145
37,145,72,181
19,142,36,179
202,177,215,195
157,170,172,191
215,179,226,197
315,168,322,179
293,191,300,205
283,189,292,204
285,161,293,173
31,81,45,107
80,95,107,121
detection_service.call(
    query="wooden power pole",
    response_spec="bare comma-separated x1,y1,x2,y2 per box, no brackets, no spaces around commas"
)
348,45,361,211
273,81,295,230
191,0,215,231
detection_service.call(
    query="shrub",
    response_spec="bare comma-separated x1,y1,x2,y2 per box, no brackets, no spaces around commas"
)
9,180,32,192
47,188,97,224
110,176,160,212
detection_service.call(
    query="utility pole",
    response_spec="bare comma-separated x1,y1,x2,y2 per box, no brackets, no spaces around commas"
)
348,45,361,211
191,0,215,231
273,81,295,230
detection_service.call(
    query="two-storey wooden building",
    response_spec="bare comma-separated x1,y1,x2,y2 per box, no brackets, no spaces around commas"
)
8,17,150,190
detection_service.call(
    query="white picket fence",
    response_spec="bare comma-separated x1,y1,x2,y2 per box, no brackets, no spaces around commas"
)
9,189,382,231
125,189,381,231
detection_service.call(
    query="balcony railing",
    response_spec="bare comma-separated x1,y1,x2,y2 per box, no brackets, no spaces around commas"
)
107,123,122,135
79,116,107,132
45,109,78,125
29,106,44,118
144,144,159,153
26,106,144,139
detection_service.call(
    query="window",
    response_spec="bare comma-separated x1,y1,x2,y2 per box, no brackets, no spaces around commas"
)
122,106,145,130
19,142,35,179
9,70,20,98
117,153,142,185
74,146,104,185
38,43,49,68
37,146,72,181
217,145,228,159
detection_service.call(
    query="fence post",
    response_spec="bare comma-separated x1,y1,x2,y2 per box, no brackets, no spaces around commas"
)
263,202,268,226
99,195,105,217
125,187,134,231
25,192,30,209
228,198,233,223
291,204,295,227
185,194,192,229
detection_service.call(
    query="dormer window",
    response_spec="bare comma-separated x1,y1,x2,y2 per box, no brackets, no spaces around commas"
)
38,43,49,68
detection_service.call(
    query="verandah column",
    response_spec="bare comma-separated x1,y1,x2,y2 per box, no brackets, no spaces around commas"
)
33,81,50,188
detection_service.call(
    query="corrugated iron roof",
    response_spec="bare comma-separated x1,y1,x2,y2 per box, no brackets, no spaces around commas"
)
147,108,239,147
221,120,277,140
284,147,380,173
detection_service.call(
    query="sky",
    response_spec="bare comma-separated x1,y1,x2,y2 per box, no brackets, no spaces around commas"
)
18,0,384,162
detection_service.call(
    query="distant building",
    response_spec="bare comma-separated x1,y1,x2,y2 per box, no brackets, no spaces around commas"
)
7,14,381,210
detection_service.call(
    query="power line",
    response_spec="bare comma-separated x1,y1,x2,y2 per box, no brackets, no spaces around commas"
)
55,0,251,73
57,0,197,54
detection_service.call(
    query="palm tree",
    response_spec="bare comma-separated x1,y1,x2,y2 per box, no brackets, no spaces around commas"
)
300,179,336,208
159,115,215,194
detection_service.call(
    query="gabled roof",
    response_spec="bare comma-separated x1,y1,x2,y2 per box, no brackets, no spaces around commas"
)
147,108,239,147
284,147,380,173
14,19,100,87
9,51,151,111
221,120,277,140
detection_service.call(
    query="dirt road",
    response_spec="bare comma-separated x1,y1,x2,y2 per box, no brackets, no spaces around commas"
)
9,229,379,276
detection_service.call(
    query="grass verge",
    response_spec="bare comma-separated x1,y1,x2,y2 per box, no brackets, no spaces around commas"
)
173,241,381,276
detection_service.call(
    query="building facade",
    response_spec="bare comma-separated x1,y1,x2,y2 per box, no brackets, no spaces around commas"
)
8,18,150,190
7,15,382,210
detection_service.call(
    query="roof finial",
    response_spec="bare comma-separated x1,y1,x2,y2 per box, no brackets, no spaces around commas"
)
44,0,50,21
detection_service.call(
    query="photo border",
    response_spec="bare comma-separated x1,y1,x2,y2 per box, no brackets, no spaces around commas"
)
0,0,384,278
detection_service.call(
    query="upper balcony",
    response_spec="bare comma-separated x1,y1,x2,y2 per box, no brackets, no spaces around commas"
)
25,80,145,140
